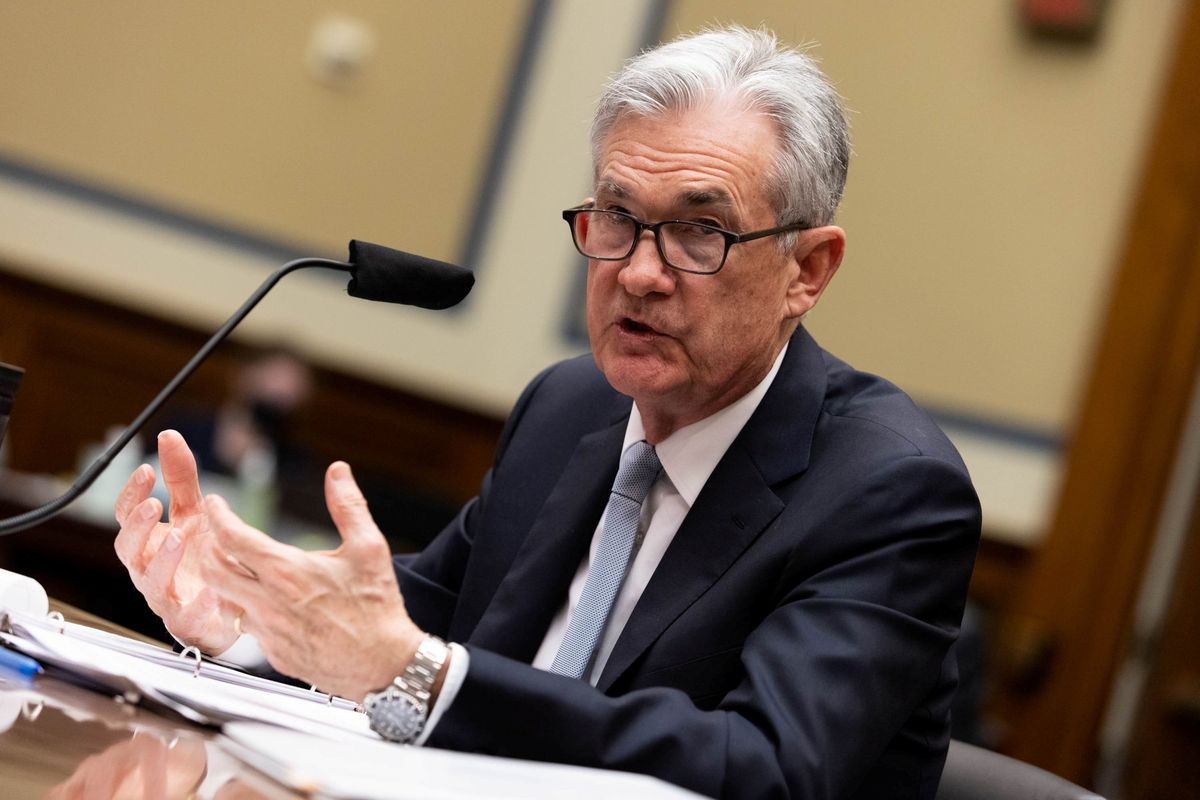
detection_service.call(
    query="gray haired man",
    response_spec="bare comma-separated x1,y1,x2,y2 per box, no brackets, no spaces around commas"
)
115,27,979,799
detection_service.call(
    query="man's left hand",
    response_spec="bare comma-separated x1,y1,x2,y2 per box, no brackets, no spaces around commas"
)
201,461,423,701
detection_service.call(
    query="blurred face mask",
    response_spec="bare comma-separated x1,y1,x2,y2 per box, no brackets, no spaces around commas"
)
250,399,291,441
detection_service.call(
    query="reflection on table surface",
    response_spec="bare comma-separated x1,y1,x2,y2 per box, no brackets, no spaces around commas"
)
0,600,304,799
0,674,302,799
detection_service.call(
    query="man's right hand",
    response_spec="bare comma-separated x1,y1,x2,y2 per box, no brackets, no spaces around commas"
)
113,429,242,654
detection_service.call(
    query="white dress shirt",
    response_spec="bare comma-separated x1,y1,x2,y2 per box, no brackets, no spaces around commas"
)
529,346,787,683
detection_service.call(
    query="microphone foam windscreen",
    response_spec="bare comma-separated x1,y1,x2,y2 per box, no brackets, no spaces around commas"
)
346,240,474,309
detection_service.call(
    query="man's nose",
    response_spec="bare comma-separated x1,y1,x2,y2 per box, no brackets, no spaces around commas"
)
618,232,675,296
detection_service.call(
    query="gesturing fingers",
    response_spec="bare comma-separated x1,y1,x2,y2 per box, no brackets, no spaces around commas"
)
143,528,186,597
114,464,156,527
114,497,163,574
324,461,389,558
157,430,205,516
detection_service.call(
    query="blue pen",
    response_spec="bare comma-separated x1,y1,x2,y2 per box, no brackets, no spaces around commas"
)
0,646,42,682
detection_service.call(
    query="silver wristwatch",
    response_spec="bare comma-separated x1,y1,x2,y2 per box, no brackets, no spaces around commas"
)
364,635,449,744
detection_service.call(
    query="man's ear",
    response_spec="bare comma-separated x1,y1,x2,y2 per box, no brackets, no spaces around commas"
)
784,226,845,319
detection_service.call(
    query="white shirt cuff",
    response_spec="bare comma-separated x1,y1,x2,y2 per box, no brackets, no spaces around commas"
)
414,642,468,746
209,633,269,671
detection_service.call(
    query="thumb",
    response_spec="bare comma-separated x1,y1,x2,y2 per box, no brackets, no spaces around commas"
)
324,461,385,549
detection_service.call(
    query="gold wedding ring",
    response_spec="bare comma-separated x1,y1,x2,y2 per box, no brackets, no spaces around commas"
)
233,611,244,637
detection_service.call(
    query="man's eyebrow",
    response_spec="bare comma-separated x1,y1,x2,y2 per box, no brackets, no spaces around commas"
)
594,180,627,199
677,188,734,210
593,181,735,213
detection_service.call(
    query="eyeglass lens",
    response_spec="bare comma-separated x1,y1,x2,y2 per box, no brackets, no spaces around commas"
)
575,210,726,273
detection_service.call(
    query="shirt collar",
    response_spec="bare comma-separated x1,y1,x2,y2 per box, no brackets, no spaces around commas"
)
623,344,788,507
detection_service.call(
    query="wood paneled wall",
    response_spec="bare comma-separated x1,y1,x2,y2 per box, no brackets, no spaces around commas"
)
0,266,504,528
991,1,1200,783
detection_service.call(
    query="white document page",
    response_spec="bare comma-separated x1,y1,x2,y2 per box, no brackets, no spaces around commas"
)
220,722,706,800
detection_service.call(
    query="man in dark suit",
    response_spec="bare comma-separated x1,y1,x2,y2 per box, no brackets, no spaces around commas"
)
113,27,979,799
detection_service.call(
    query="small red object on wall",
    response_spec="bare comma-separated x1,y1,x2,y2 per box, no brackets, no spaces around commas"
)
1020,0,1108,42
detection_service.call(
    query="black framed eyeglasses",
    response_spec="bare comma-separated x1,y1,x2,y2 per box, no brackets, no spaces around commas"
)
562,206,809,275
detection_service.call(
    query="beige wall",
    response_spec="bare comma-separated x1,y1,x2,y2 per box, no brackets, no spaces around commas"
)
0,1,526,262
0,0,1185,436
0,2,645,416
669,0,1184,431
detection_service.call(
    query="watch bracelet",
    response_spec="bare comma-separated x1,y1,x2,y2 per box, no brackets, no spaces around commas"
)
364,636,449,744
394,635,448,703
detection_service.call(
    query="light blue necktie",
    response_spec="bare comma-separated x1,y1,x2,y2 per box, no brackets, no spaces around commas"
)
550,440,662,680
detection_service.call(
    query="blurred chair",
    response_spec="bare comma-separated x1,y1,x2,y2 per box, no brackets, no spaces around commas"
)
936,740,1105,800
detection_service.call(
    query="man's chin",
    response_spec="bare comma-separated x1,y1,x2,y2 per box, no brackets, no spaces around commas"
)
598,355,683,403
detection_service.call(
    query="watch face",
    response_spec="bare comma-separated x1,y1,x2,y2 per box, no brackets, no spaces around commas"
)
367,689,427,743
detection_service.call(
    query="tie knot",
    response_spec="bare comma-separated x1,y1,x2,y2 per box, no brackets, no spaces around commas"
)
612,440,661,504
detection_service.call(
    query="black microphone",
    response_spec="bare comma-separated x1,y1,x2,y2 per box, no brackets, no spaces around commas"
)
347,240,474,309
0,240,473,536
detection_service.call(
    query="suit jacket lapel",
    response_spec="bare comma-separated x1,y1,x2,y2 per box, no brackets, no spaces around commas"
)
597,444,784,690
597,327,828,691
466,419,626,662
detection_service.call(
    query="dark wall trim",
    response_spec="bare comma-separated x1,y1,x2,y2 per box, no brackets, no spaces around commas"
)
637,0,673,51
456,0,553,279
0,152,317,265
927,406,1061,451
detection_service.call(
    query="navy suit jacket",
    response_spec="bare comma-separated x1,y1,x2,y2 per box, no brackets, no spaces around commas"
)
393,326,980,799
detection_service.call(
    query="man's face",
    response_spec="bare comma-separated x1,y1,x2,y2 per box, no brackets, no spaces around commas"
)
586,104,810,434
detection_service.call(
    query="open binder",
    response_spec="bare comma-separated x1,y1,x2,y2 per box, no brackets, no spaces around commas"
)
0,600,370,741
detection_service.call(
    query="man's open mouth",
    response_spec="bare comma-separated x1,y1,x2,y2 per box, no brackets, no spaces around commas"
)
619,317,657,335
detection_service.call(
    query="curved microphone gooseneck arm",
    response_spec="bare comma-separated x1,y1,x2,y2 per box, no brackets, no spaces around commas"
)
0,257,351,536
